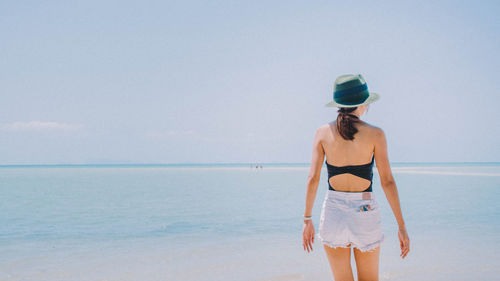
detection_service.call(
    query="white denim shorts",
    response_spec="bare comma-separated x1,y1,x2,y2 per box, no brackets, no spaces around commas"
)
317,189,385,252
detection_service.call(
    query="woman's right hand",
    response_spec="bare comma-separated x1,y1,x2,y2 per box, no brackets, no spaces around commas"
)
398,226,410,259
302,221,315,253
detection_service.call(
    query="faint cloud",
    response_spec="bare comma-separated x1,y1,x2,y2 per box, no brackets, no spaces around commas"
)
0,121,82,132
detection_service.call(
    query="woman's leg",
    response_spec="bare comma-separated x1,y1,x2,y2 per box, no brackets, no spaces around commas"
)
353,245,380,281
323,244,355,281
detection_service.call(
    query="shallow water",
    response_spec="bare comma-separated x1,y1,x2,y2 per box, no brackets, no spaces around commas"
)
1,163,499,280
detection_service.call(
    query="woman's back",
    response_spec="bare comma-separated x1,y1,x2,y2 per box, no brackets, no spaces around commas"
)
320,119,380,192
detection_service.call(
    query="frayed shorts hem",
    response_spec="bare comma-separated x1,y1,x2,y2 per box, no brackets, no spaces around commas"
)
318,233,385,253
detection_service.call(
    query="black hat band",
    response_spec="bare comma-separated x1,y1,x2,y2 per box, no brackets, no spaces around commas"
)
333,83,369,105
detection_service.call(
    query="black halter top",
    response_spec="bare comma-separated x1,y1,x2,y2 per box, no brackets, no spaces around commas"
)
325,154,375,192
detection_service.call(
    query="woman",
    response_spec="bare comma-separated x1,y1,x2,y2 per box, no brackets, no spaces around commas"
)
302,74,410,281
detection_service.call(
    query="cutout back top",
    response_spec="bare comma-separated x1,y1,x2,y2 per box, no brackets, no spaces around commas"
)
325,154,375,192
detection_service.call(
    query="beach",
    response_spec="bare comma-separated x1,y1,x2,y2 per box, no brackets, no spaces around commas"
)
1,163,499,280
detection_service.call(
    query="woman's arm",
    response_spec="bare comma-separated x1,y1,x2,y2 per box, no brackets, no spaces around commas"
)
374,128,406,228
303,127,325,252
304,128,325,217
374,128,410,258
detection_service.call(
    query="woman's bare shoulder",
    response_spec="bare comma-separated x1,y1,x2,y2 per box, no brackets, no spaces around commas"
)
360,121,384,135
313,123,335,138
317,123,334,132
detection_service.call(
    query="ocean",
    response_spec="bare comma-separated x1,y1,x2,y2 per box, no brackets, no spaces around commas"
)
1,163,499,281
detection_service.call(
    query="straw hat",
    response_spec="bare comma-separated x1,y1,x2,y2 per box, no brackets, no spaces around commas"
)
325,74,380,108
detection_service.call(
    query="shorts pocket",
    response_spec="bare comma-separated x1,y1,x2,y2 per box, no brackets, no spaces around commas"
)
352,202,382,236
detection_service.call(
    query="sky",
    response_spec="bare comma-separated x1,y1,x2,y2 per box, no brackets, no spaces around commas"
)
1,0,499,164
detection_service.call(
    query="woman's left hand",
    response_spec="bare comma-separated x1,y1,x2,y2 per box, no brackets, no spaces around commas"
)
302,220,315,252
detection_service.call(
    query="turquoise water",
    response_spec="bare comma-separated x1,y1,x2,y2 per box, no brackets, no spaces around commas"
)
1,163,499,280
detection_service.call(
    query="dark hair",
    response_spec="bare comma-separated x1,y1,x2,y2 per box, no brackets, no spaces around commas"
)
336,107,360,141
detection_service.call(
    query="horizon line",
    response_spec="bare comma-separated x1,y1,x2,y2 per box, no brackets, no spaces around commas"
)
0,161,499,167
